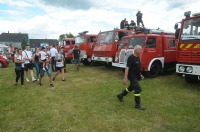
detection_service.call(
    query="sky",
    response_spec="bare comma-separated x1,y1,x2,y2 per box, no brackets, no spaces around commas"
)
0,0,200,39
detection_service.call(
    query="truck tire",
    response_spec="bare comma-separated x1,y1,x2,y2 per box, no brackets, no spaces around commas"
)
0,62,3,68
185,75,198,83
148,61,161,78
82,59,91,65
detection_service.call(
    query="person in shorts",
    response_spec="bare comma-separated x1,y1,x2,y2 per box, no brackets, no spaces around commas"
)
53,47,65,81
72,45,81,71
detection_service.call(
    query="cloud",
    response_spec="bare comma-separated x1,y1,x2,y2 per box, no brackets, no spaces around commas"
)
40,0,93,10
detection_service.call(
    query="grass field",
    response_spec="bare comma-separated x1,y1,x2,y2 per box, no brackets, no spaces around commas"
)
0,62,200,132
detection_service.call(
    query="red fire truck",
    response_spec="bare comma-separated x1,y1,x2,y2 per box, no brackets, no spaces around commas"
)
75,31,97,65
62,38,75,62
92,29,132,66
112,29,176,77
175,11,200,82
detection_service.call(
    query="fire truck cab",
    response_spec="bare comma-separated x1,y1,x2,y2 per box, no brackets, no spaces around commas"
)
63,38,75,62
75,31,97,65
175,11,200,82
92,29,132,66
112,29,176,77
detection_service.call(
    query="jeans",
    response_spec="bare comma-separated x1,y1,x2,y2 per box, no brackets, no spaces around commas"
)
34,61,40,79
40,65,52,77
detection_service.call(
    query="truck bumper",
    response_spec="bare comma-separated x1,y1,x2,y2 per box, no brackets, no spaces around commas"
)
112,62,126,68
92,56,113,62
176,64,200,75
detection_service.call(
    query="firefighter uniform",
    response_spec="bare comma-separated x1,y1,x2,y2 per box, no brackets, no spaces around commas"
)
117,54,145,110
136,11,144,27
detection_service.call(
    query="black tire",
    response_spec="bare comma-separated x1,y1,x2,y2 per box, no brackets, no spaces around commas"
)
105,62,112,68
185,75,198,83
82,59,91,65
0,62,3,68
148,61,161,78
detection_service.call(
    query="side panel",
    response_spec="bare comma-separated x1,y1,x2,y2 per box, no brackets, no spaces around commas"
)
163,37,176,63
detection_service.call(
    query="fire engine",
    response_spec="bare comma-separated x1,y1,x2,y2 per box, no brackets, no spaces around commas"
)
92,29,132,66
112,29,176,77
62,38,75,62
175,11,200,82
75,31,97,65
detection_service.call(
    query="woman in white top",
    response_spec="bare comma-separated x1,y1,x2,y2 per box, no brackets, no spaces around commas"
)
14,48,25,87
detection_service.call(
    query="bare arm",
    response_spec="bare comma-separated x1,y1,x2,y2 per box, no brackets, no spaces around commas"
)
123,67,129,85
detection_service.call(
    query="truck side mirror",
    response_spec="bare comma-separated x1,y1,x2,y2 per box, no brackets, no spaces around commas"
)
175,29,180,40
174,24,178,30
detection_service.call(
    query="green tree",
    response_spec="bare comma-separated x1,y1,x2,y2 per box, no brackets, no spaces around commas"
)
21,37,27,50
59,33,75,40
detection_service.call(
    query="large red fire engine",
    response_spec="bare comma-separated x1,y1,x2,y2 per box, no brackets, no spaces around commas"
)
175,11,200,82
75,31,97,65
92,29,132,66
62,38,75,62
112,29,176,77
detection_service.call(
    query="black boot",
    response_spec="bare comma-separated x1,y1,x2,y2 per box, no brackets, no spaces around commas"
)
117,90,128,102
134,96,146,110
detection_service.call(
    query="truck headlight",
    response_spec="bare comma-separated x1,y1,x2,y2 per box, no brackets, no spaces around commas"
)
186,67,193,73
179,66,185,72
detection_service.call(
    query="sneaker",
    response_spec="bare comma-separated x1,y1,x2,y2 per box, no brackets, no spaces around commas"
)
38,83,42,86
50,84,54,87
135,105,146,110
53,77,55,81
32,79,37,82
62,79,66,81
21,85,25,87
117,95,124,102
26,78,30,82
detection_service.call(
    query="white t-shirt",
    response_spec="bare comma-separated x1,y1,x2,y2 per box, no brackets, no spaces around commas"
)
14,54,24,68
22,50,32,64
40,51,47,60
49,47,58,57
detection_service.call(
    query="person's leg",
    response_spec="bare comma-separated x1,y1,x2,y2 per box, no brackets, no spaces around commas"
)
117,80,134,102
35,61,40,80
15,69,20,85
53,68,60,81
21,68,24,86
24,64,29,81
61,68,65,81
47,66,54,87
133,81,145,110
38,67,44,86
29,63,36,81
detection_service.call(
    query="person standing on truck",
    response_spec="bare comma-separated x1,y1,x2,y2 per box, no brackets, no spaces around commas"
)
136,11,144,27
129,20,136,29
120,18,126,29
117,45,145,110
124,21,129,30
72,45,81,71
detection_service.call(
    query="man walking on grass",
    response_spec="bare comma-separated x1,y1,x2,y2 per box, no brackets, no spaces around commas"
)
72,45,81,71
117,45,145,110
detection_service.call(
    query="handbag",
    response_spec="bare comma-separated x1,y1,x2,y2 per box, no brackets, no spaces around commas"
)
15,66,21,71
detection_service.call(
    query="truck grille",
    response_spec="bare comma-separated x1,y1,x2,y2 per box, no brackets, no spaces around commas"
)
80,50,86,56
125,50,134,62
119,50,126,63
178,51,200,63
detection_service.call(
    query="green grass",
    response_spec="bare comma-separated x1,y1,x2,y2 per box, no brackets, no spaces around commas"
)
0,62,200,132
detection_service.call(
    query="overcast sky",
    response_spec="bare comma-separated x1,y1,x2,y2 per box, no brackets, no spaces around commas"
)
0,0,200,39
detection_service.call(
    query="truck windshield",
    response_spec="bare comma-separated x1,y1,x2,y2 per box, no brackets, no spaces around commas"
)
75,35,86,44
181,17,200,41
129,37,145,48
97,31,114,44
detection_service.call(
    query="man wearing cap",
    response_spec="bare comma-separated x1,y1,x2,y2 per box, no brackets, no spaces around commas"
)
22,45,36,82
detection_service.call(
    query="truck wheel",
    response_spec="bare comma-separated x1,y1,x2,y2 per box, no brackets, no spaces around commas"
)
83,59,91,65
185,75,198,83
105,62,112,68
0,62,4,68
148,61,161,78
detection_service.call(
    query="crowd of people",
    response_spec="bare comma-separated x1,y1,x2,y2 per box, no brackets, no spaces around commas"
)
120,10,145,29
14,44,81,87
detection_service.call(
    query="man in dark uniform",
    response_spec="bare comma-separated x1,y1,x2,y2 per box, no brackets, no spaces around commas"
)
72,45,81,71
120,18,126,29
117,45,145,110
136,11,144,27
129,20,136,29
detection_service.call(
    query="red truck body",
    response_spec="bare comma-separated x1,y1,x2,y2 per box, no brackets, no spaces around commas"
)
62,38,75,62
175,12,200,82
0,55,9,68
75,31,97,65
92,29,132,66
112,29,176,77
